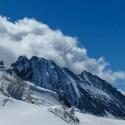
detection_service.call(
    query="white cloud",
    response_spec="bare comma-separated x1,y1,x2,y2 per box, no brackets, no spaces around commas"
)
0,16,125,83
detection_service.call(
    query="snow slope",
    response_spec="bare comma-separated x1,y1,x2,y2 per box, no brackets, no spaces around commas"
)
0,93,125,125
0,94,68,125
77,112,125,125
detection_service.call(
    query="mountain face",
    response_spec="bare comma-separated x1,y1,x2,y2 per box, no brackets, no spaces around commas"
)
0,70,80,125
8,56,125,119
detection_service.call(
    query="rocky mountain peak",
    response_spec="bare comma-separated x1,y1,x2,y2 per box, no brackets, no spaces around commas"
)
7,55,125,119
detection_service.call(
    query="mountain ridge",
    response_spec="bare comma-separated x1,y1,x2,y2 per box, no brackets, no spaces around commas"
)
4,55,125,119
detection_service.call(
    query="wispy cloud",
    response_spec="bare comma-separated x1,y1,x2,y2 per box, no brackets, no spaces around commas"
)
0,16,125,84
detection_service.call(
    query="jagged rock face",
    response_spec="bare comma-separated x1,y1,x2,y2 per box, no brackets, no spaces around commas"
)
0,61,4,65
0,71,28,100
10,56,78,106
9,56,125,119
0,61,4,71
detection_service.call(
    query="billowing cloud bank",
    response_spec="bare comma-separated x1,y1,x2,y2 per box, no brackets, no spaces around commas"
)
0,16,125,83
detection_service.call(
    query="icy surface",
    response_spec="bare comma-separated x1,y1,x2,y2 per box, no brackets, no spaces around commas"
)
0,93,125,125
0,95,68,125
77,112,125,125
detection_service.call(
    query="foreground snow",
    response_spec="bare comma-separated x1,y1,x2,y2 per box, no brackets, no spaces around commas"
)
0,94,125,125
0,94,68,125
77,113,125,125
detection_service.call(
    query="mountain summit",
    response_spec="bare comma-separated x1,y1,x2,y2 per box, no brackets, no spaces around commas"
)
7,56,125,119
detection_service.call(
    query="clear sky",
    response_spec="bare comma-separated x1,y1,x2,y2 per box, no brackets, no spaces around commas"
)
0,0,125,71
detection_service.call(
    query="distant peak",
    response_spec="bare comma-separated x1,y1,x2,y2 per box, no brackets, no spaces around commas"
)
30,56,39,61
18,55,29,61
81,70,92,76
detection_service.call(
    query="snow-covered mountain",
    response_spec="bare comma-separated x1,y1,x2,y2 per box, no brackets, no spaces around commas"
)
0,56,125,125
0,69,60,106
6,56,125,119
0,70,80,124
0,70,124,125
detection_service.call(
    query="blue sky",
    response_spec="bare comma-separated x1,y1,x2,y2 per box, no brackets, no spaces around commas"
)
0,0,125,88
0,0,125,71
